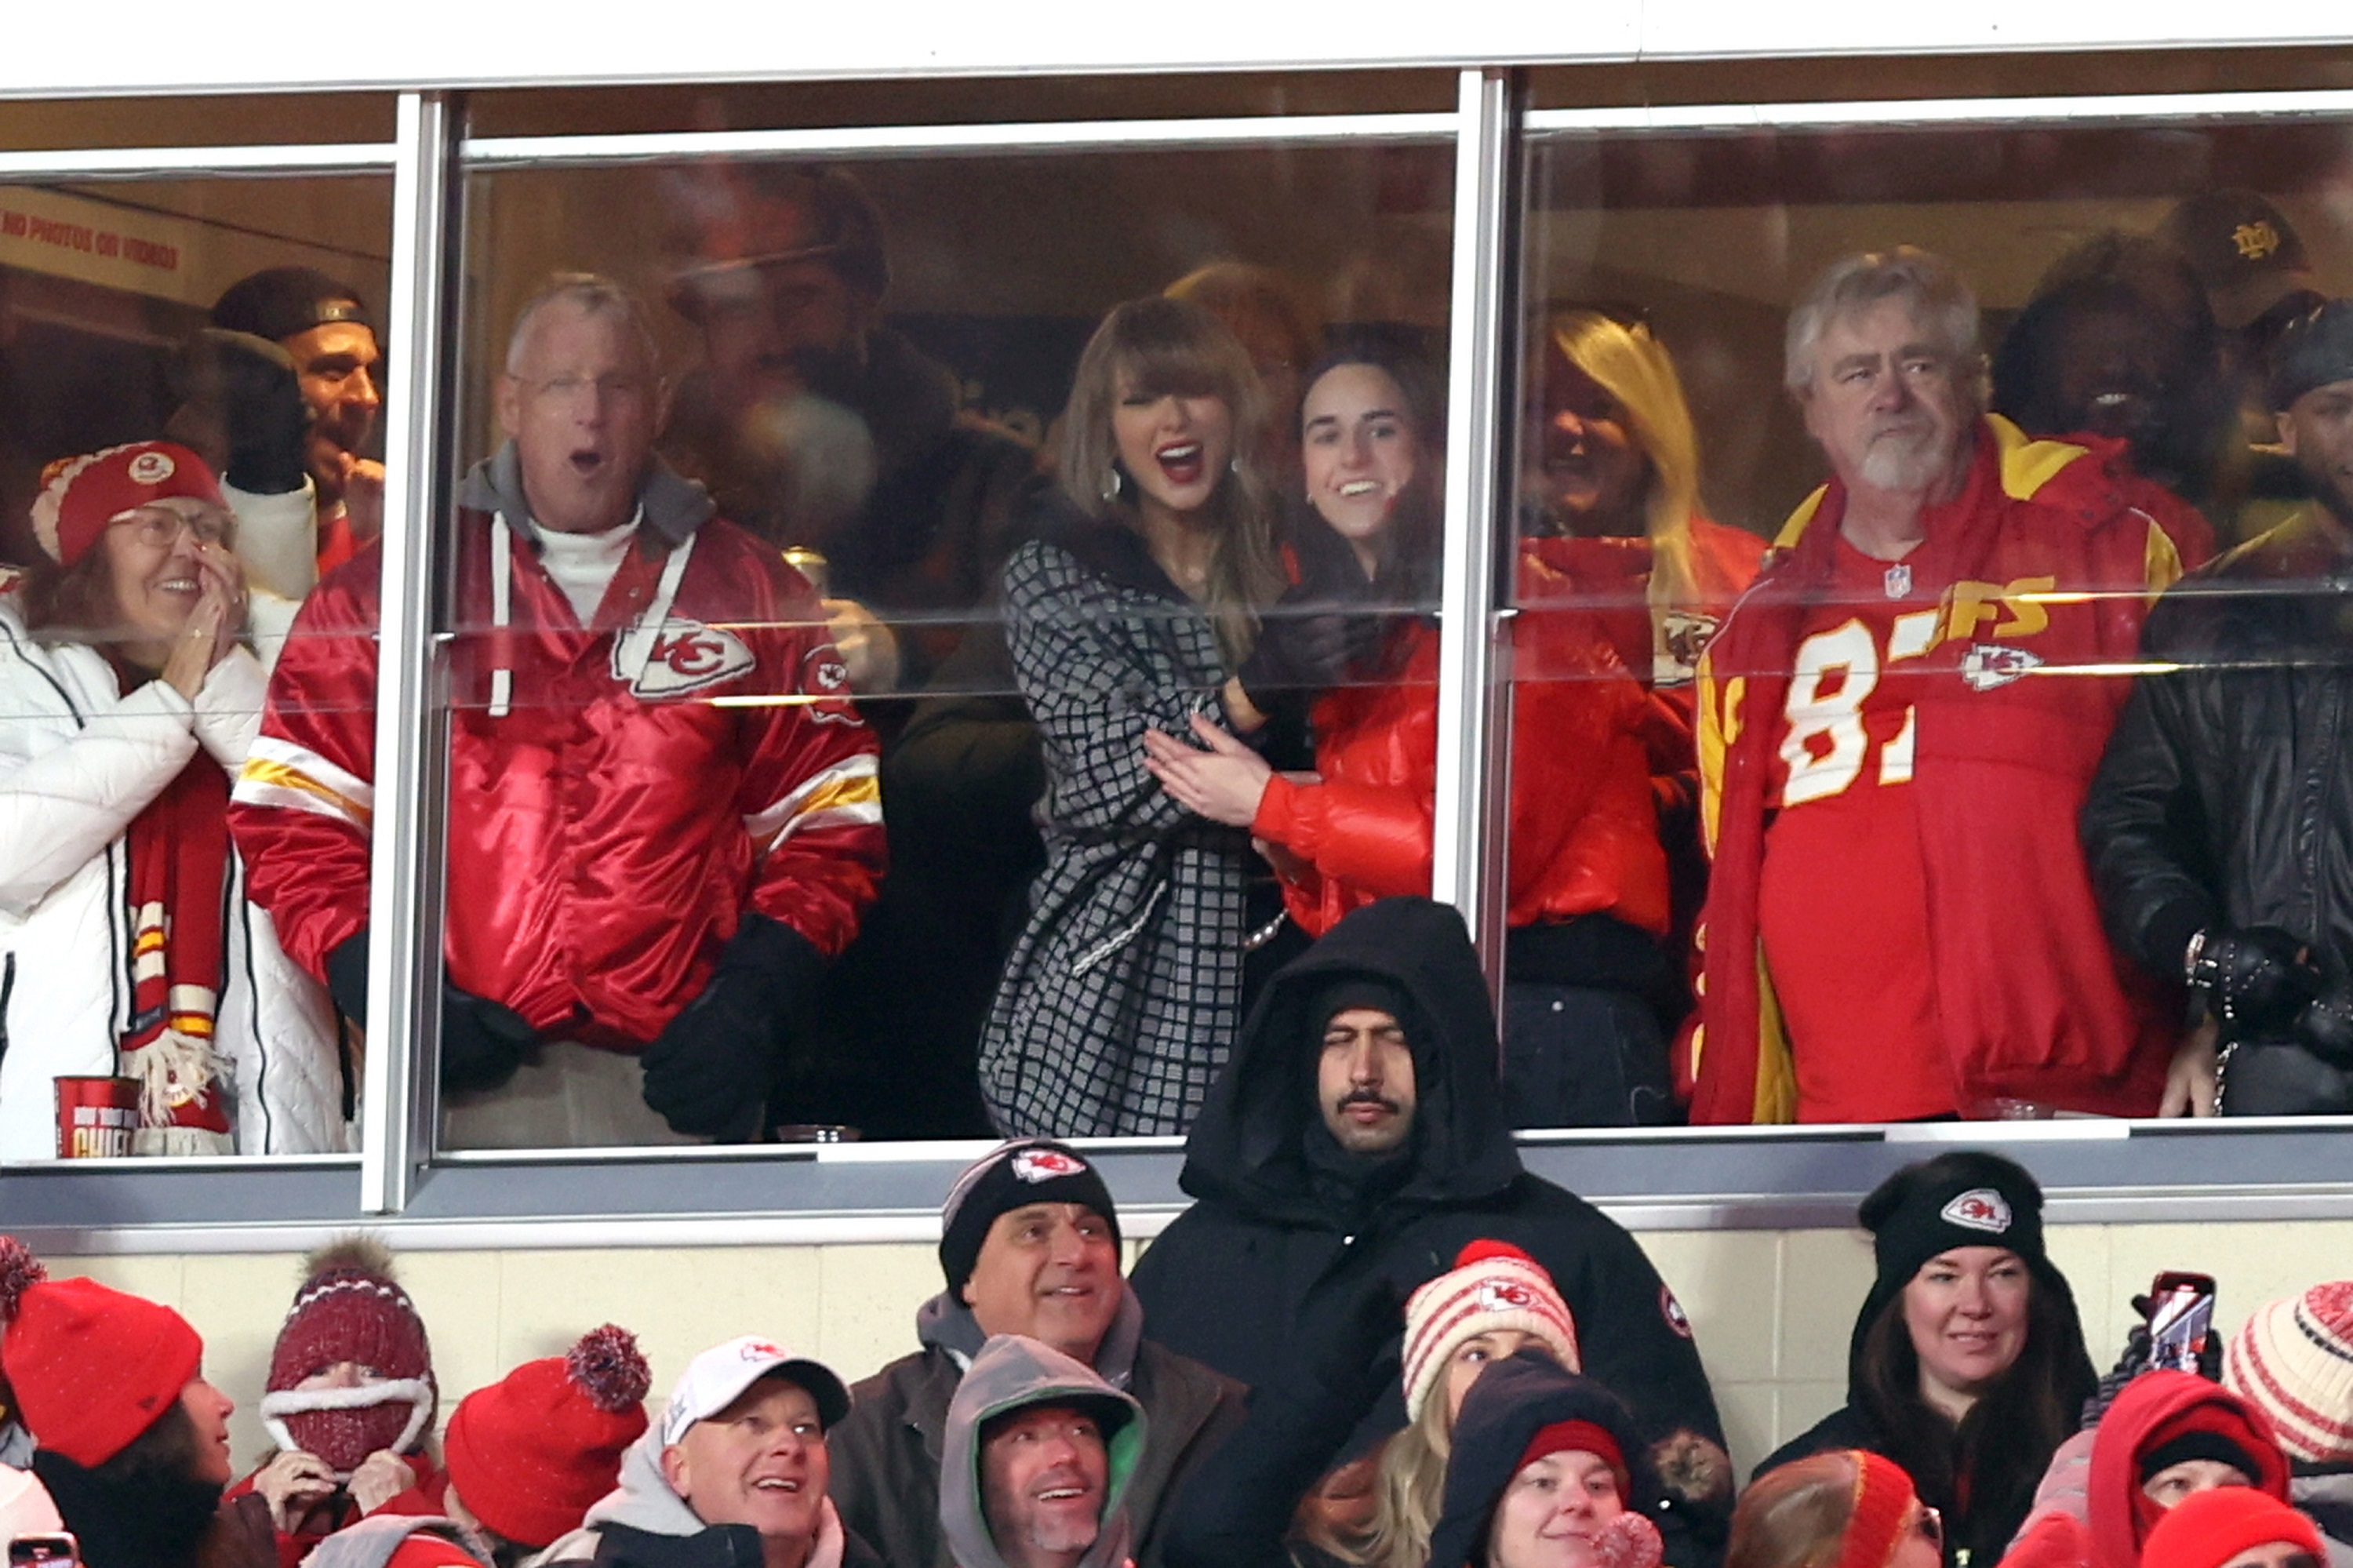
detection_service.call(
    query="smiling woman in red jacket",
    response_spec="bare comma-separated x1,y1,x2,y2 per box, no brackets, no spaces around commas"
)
1144,338,1676,1126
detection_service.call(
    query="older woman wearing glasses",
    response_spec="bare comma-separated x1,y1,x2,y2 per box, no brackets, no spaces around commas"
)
0,442,344,1160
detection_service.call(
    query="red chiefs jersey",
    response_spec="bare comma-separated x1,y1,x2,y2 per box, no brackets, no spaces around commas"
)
1691,417,2195,1123
1756,539,1959,1120
229,471,884,1049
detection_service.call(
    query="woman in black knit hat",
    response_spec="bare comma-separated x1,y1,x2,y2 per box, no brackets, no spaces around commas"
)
1753,1151,2097,1568
1427,1351,1667,1568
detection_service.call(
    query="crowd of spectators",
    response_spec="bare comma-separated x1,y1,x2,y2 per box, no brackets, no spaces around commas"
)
6,159,2353,1161
0,996,2346,1568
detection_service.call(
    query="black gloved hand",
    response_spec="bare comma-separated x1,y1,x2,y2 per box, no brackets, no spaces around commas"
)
1235,583,1379,710
2187,926,2322,1035
324,930,372,1025
440,984,537,1093
639,915,827,1141
175,328,310,495
2297,980,2353,1068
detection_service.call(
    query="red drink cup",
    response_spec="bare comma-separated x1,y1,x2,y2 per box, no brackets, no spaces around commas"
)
54,1075,140,1159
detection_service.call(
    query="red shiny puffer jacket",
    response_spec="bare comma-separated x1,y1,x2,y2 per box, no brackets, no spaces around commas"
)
1250,546,1670,940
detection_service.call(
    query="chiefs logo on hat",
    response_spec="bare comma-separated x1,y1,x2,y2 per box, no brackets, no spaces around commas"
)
126,450,176,485
1477,1279,1537,1312
1012,1147,1087,1183
1941,1188,2013,1235
739,1340,785,1362
1661,1285,1693,1339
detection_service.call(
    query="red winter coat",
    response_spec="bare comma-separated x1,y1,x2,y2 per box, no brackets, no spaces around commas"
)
1689,417,2198,1123
228,452,885,1047
1251,545,1669,940
2000,1370,2288,1568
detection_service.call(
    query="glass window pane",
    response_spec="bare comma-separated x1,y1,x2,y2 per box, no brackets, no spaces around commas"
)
435,136,1452,1148
4,169,392,1160
1509,110,2353,1129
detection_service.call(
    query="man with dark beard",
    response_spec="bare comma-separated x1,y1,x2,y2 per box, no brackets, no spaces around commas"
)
2083,299,2353,1115
0,1236,275,1568
1690,246,2208,1126
658,162,1045,1138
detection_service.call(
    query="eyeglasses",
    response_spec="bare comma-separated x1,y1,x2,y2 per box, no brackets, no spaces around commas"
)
111,508,231,548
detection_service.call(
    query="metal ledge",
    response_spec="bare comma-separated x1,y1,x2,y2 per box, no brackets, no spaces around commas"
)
5,1120,2351,1256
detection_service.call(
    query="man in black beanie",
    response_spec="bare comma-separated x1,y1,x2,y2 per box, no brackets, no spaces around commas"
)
2085,297,2353,1115
827,1138,1243,1568
1130,897,1731,1553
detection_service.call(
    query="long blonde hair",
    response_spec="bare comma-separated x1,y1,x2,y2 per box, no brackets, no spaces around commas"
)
1334,1385,1453,1568
1544,309,1703,620
1056,296,1285,666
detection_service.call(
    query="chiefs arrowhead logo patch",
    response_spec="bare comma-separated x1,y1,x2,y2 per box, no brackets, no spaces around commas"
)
1477,1279,1538,1312
613,616,756,698
1940,1188,2013,1235
1960,642,2044,692
1660,1284,1693,1338
1012,1147,1088,1182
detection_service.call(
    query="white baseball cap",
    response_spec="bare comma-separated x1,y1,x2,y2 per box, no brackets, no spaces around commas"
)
660,1336,851,1448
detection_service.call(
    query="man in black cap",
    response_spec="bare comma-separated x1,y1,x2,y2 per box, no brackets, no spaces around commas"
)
2084,297,2353,1115
827,1138,1243,1568
208,267,386,564
1129,897,1729,1533
2155,191,2329,544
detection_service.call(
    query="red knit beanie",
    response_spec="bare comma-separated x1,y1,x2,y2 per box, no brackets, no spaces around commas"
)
260,1239,437,1474
1832,1451,1919,1568
443,1326,651,1550
31,442,225,568
0,1236,204,1468
2140,1485,2326,1568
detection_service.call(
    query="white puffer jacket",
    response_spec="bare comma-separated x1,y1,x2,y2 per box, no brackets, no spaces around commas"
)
0,584,347,1159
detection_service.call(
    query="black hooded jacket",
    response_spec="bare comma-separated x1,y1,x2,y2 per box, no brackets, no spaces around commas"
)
1129,898,1725,1454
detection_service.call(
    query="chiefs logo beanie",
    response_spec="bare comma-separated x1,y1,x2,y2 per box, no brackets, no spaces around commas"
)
0,1235,205,1468
938,1139,1121,1295
1401,1239,1582,1422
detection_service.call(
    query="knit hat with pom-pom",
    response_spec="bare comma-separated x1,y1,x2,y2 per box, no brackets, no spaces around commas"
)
2224,1279,2353,1464
0,1235,205,1468
443,1326,652,1550
260,1236,437,1474
1401,1240,1581,1421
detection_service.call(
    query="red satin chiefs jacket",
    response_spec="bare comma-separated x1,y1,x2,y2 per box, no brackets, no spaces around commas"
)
1252,545,1670,941
228,454,884,1050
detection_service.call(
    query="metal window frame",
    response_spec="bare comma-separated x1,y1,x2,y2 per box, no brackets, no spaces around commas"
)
7,72,2353,1251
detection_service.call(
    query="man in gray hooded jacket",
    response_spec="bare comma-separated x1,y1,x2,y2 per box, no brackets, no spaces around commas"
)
940,1336,1144,1568
830,1141,1243,1568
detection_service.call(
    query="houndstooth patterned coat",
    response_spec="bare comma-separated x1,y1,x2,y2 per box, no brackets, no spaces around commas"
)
980,512,1253,1136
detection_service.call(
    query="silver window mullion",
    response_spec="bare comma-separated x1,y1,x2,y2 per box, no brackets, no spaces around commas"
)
360,91,457,1215
1431,67,1518,1003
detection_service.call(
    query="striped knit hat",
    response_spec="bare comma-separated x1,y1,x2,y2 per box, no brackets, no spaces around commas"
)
1401,1240,1580,1421
2223,1279,2353,1464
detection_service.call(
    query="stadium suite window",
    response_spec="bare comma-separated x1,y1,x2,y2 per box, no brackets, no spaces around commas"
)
401,129,1458,1153
2,165,393,1166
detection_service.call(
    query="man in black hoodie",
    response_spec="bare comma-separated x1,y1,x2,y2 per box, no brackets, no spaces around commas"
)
1129,897,1729,1509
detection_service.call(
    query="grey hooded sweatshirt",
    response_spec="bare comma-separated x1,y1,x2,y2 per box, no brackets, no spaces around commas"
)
939,1337,1145,1568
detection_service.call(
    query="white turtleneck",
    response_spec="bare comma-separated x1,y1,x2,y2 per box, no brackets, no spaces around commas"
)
536,513,642,623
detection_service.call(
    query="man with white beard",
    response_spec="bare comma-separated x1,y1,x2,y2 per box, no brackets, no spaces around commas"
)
1686,246,2209,1125
938,1337,1143,1568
